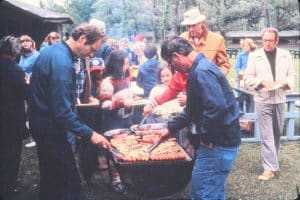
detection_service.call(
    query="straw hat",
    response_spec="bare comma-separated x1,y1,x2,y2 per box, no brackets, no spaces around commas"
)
181,8,206,26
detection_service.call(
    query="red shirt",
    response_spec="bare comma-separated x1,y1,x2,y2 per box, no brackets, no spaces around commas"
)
154,27,230,106
155,72,188,105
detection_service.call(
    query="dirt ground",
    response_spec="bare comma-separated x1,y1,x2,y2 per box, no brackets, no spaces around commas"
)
11,137,300,200
12,137,190,200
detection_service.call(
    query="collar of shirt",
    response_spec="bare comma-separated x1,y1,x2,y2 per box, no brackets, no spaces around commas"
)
189,26,209,46
62,41,77,62
191,53,206,72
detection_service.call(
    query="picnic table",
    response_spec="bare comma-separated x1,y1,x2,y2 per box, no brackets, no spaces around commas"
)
233,87,300,142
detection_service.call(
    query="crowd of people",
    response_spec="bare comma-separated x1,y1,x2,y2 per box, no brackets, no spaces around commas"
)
0,6,296,200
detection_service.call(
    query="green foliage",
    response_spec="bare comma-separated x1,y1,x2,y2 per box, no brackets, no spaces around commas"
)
40,0,300,40
66,0,95,24
268,0,300,30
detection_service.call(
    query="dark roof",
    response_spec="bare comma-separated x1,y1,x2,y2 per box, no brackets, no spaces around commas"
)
226,30,300,38
2,0,73,24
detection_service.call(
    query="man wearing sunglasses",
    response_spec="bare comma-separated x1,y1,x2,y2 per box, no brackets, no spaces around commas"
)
157,36,240,200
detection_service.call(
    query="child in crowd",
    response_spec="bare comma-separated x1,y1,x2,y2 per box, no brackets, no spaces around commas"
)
119,38,137,65
136,43,160,98
146,64,182,143
148,64,174,110
98,50,133,195
89,57,106,99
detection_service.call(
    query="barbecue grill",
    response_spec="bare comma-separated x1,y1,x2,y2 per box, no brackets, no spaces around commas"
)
104,128,194,198
114,157,193,198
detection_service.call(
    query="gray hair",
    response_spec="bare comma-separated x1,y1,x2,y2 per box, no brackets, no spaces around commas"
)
261,27,279,42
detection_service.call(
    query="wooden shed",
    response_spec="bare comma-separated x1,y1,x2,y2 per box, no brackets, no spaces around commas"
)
0,0,73,49
226,30,300,48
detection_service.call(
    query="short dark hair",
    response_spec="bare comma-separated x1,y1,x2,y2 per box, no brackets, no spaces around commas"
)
144,44,158,59
105,49,129,79
71,24,105,45
160,36,193,62
0,35,21,56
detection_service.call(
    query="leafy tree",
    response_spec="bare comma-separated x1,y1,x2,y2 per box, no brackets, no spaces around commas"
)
37,0,300,41
66,0,95,24
269,0,300,30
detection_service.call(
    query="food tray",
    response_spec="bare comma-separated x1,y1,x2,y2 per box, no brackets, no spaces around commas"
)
130,123,166,134
262,83,282,91
103,128,132,138
124,98,148,106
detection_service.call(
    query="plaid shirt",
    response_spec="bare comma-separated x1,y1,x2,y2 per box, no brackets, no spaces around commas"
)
75,59,86,99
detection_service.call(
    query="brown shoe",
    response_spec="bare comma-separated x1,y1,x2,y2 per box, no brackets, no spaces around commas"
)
258,171,275,180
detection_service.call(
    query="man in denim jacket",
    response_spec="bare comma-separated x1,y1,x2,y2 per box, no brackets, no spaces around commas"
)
157,36,241,200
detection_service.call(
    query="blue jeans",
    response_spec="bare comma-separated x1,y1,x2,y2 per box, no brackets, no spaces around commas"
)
190,145,239,200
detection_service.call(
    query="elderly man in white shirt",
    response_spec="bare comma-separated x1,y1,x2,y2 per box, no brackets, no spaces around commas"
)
244,27,296,181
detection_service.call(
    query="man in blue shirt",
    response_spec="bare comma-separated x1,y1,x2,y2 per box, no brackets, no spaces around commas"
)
29,24,111,200
157,37,241,200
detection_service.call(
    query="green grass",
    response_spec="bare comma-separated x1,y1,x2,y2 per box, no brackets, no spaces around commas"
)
227,141,300,200
16,139,300,200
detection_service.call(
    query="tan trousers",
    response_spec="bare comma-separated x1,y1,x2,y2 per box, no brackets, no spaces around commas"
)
255,103,284,172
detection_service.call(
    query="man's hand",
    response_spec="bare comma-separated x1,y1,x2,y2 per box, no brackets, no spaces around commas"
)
261,80,274,89
122,100,132,109
154,128,170,140
277,81,289,90
177,92,187,106
90,131,111,150
143,104,154,116
220,67,229,76
89,97,99,104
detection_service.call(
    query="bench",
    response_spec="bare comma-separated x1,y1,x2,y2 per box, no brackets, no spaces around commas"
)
233,88,300,142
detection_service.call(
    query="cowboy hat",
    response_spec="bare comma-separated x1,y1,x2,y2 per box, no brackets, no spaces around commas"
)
181,8,206,26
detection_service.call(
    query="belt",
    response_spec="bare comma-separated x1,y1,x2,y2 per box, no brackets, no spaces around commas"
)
199,139,213,148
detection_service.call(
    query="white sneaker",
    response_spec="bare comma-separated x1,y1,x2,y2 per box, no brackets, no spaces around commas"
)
25,140,36,148
25,121,29,129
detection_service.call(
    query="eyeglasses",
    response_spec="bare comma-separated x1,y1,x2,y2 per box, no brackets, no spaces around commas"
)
89,44,98,53
50,36,60,40
263,39,275,43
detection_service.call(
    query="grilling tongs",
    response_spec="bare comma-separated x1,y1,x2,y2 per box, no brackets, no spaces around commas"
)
144,137,163,154
111,146,125,158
